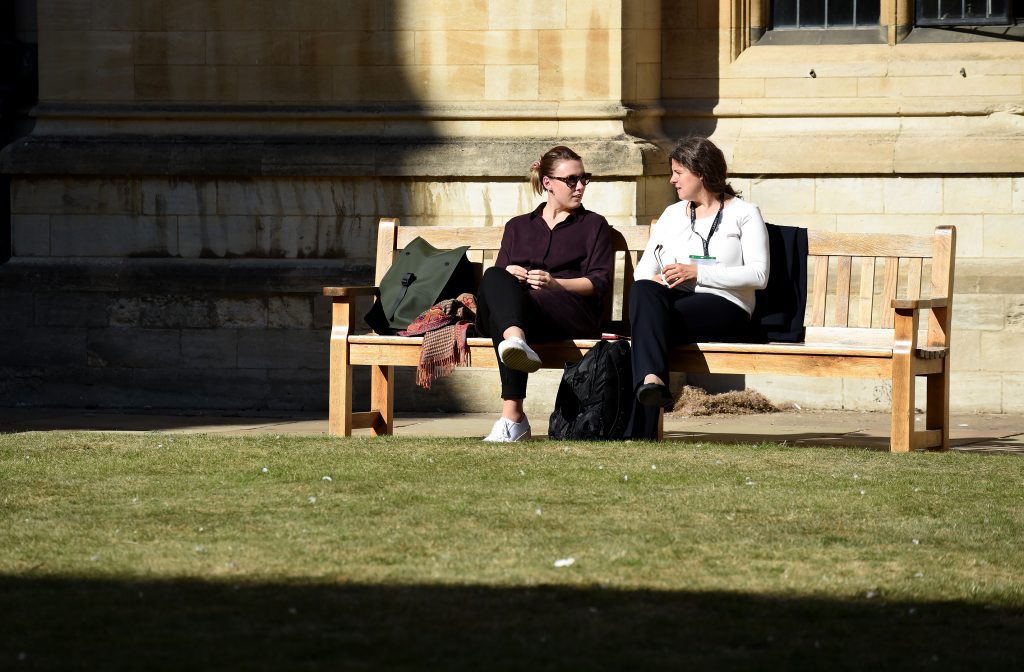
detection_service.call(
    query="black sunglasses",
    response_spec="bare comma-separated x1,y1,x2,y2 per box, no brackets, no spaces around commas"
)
548,173,592,189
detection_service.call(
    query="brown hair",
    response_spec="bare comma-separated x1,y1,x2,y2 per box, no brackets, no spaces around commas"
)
669,136,737,198
529,145,583,196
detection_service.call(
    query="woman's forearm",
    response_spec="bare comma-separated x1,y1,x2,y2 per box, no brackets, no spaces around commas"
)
553,276,595,296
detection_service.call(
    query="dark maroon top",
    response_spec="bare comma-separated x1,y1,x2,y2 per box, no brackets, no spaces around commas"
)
495,203,613,337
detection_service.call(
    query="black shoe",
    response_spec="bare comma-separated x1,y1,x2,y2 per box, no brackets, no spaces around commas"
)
637,383,673,408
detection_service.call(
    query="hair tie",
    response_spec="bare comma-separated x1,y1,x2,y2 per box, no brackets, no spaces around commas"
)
530,160,541,172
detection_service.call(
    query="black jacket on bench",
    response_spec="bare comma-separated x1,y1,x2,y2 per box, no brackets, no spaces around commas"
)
750,223,808,343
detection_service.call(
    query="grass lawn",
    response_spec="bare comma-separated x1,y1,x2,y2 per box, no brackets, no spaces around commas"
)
2,431,1023,670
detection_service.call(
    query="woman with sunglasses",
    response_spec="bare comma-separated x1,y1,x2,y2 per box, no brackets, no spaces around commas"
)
476,145,613,442
627,136,769,440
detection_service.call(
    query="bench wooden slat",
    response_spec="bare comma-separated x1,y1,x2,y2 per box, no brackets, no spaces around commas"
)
349,335,898,358
397,227,505,250
351,411,384,430
350,340,592,369
881,257,899,328
805,326,895,347
857,257,875,328
666,350,895,379
395,224,653,253
913,429,944,450
834,255,852,326
346,342,944,378
907,257,923,301
809,256,829,327
808,231,934,257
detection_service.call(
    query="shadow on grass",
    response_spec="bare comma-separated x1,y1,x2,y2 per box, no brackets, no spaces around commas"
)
665,431,1024,455
0,409,326,435
664,430,892,452
2,576,1022,670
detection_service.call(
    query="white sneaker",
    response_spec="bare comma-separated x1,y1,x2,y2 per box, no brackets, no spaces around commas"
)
498,337,542,373
482,416,532,442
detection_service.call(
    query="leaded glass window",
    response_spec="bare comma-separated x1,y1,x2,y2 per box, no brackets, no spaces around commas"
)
916,1,1011,25
773,0,881,28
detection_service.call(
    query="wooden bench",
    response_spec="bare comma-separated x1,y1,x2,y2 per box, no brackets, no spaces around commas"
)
323,218,956,452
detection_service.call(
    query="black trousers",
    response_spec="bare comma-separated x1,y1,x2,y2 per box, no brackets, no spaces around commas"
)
475,267,579,400
626,279,750,440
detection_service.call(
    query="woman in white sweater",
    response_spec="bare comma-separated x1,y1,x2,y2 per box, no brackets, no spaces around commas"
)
628,136,769,439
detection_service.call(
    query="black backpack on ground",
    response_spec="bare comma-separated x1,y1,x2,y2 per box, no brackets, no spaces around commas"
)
548,339,633,440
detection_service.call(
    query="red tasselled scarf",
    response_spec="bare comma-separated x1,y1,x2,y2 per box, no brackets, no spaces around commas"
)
397,293,477,389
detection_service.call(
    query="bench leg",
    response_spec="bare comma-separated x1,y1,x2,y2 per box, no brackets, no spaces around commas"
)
926,367,950,451
328,327,353,437
890,359,915,453
891,307,921,453
370,364,394,436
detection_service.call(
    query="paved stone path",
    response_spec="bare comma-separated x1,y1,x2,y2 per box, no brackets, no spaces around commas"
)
3,408,1022,453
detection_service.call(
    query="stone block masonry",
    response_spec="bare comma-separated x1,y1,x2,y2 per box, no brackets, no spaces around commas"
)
3,170,1022,414
0,173,645,412
0,257,362,410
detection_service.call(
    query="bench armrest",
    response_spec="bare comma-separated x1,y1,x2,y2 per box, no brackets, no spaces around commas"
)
323,286,378,298
325,286,378,333
891,297,948,310
891,295,953,354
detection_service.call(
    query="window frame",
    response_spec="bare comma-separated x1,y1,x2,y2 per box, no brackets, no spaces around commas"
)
758,0,887,44
916,1,1014,27
771,0,882,30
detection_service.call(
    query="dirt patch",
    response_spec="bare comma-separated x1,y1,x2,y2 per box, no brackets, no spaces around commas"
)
668,385,782,417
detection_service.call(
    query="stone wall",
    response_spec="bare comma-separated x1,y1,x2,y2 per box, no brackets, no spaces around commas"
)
29,0,659,134
3,173,655,413
2,0,1022,416
733,174,1024,414
1,0,664,414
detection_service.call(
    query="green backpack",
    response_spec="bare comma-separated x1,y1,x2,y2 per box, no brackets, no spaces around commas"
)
363,237,475,335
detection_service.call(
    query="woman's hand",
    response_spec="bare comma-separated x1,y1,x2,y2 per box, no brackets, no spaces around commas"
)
661,262,698,289
526,269,555,290
504,265,562,291
505,265,529,284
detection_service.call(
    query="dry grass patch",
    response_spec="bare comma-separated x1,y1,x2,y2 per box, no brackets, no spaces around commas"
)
669,385,781,417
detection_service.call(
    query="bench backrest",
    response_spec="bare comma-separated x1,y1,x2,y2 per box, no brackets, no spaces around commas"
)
376,217,647,335
805,227,955,349
374,218,955,347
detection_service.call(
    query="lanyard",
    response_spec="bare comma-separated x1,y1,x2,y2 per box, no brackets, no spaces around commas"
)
689,193,725,258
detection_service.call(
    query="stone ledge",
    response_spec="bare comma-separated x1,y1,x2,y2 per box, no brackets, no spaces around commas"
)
954,259,1024,294
0,257,373,293
664,98,1024,118
31,101,637,121
0,134,665,177
697,114,1024,174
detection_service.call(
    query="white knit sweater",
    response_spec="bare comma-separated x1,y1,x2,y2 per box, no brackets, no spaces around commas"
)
634,197,770,316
